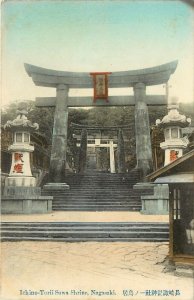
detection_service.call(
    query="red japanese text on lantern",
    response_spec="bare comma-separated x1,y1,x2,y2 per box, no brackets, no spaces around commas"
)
170,150,179,162
14,152,24,162
13,163,23,173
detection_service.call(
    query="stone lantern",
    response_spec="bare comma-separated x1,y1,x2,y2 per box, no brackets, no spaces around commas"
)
156,98,191,166
4,103,39,187
2,102,52,214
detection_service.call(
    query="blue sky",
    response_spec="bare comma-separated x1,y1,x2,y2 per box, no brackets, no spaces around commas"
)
2,0,194,106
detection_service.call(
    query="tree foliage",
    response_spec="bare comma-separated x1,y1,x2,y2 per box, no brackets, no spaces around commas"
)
2,100,193,170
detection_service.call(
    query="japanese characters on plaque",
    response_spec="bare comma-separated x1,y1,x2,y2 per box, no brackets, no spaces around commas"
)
90,72,111,103
170,150,179,162
13,152,24,173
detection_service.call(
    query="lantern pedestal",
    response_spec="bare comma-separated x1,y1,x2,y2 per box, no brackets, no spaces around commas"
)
141,184,169,215
2,194,53,214
2,103,53,214
5,176,36,187
156,98,191,166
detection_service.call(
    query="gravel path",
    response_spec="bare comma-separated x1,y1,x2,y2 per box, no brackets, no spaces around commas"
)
1,241,193,300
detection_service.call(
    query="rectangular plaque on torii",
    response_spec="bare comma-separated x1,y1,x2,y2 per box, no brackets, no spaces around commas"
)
90,72,111,103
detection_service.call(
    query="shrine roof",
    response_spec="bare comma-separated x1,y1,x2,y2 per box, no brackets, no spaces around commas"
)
146,149,194,182
24,60,178,88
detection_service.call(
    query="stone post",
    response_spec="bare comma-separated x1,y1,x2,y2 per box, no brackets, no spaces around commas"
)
133,83,153,179
4,105,39,188
156,98,191,166
78,129,87,174
109,140,116,173
2,102,53,214
117,129,126,173
49,84,69,182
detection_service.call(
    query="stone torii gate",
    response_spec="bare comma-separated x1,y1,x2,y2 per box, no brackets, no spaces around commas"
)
25,60,177,182
71,123,128,174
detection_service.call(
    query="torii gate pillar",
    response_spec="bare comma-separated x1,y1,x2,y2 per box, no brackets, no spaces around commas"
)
134,83,153,179
49,84,69,182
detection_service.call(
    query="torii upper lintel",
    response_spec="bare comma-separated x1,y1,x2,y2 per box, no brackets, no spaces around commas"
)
24,60,178,88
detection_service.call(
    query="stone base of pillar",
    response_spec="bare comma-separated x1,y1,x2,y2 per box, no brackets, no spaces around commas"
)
3,186,41,197
5,176,36,187
43,182,70,191
141,184,169,215
133,182,155,190
2,184,53,214
1,195,53,214
133,182,154,195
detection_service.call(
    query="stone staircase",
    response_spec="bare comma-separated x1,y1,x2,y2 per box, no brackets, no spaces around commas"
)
1,170,169,243
43,170,152,212
1,222,169,242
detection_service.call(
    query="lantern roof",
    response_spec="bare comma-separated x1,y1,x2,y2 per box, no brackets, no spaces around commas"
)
156,98,191,128
3,102,39,132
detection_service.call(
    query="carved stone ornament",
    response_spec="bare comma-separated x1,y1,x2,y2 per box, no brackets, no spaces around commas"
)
156,99,191,128
4,102,39,131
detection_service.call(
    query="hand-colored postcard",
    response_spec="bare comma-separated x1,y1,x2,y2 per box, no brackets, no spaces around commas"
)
1,1,194,300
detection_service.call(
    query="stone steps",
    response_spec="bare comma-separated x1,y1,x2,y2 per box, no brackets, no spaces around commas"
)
70,182,138,184
54,190,141,194
49,193,139,196
42,170,149,211
66,183,138,187
52,207,141,211
53,200,140,203
49,194,146,198
1,222,169,242
49,193,141,197
51,200,142,211
64,174,139,186
49,193,135,196
48,198,141,202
